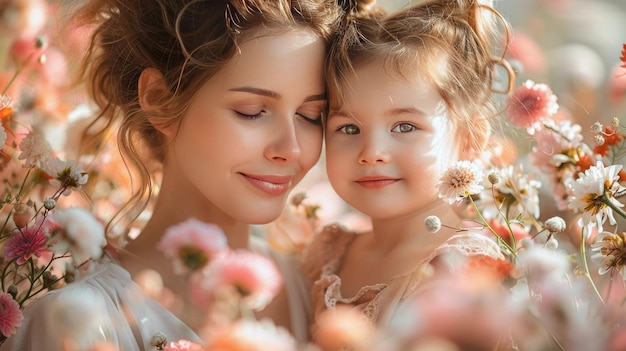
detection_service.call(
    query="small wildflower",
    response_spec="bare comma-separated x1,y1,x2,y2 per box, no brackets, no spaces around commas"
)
544,216,566,233
593,125,623,156
157,218,228,274
0,292,23,337
438,160,484,204
424,215,441,233
18,131,53,169
545,237,559,250
612,116,620,128
488,171,500,185
593,134,605,146
591,232,626,279
45,157,89,195
591,121,603,134
505,80,559,134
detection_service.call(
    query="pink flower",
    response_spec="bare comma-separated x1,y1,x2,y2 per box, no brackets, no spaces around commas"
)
313,306,374,351
0,292,23,337
17,131,53,169
205,319,296,351
164,339,205,351
207,250,282,311
506,80,559,134
157,218,228,275
4,218,50,264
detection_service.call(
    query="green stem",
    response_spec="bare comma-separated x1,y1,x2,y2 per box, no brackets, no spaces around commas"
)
469,196,517,257
579,228,604,304
601,194,626,220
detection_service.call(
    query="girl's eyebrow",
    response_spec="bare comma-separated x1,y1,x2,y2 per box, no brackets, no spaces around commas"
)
229,86,326,102
388,107,426,117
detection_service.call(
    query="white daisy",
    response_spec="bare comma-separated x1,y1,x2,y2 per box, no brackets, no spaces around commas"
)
567,162,625,233
45,157,89,195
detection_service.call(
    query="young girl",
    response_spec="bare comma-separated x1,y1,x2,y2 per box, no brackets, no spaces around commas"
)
304,0,513,343
1,0,341,350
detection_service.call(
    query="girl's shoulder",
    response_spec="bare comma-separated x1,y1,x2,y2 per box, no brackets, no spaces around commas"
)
432,231,504,261
301,223,359,282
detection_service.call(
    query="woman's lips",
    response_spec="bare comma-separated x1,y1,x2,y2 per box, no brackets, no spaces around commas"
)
240,173,293,196
355,176,399,189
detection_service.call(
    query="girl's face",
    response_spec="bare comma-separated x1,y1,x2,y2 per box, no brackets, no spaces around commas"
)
165,28,325,224
325,59,464,220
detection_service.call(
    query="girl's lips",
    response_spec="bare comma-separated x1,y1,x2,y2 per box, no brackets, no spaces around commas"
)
240,173,293,196
355,176,399,189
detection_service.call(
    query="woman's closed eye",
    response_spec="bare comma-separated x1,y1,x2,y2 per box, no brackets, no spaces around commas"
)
391,122,417,133
235,110,265,119
297,112,323,125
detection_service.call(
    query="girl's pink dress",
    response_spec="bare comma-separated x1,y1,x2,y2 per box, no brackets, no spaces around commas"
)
302,224,504,334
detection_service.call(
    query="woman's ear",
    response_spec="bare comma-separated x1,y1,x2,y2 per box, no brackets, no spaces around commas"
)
138,68,175,138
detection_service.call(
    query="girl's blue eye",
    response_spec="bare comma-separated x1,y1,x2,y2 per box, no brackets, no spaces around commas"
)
298,113,323,126
337,124,360,135
391,123,416,133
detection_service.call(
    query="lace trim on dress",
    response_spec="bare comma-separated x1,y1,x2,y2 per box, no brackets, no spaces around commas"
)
402,231,504,298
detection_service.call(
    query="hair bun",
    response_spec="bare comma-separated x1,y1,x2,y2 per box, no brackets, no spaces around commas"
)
339,0,382,19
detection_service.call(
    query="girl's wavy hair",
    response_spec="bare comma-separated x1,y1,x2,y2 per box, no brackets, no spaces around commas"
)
69,0,342,237
327,0,514,155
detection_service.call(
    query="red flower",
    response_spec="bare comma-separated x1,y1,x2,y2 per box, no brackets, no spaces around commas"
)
594,126,624,156
464,255,518,283
620,43,626,69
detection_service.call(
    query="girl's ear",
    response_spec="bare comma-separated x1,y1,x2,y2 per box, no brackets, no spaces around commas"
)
138,68,175,138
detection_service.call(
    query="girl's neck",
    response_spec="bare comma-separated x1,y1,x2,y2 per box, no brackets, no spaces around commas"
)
368,201,464,254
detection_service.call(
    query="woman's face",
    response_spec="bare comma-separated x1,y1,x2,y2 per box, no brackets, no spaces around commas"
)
164,28,325,224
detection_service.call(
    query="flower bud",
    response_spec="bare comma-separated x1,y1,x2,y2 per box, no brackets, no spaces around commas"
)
43,198,56,210
544,216,566,233
488,171,500,185
150,332,167,350
12,203,32,228
424,215,441,233
7,285,18,299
